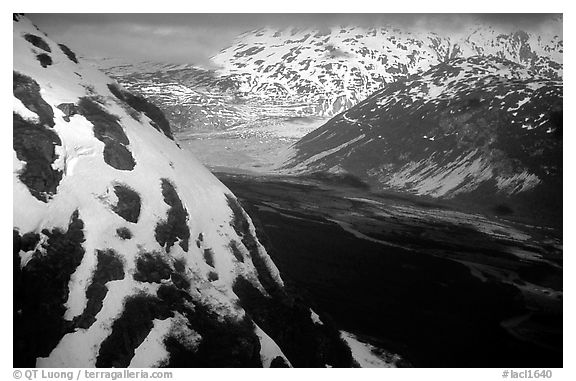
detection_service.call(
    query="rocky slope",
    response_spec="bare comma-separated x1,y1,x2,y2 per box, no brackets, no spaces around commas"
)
96,19,562,133
13,15,353,368
283,55,562,225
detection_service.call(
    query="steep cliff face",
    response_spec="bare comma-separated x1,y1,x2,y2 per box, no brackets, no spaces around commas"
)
13,15,352,368
284,56,562,224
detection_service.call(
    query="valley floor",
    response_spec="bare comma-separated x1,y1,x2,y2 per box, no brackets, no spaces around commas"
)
214,171,562,368
176,119,562,367
176,116,326,173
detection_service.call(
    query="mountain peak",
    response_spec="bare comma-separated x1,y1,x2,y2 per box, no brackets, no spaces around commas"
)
284,54,562,223
13,15,352,368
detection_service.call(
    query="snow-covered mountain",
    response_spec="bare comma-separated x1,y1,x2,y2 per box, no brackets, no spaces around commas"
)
283,55,562,223
91,59,247,131
95,19,562,133
13,15,353,368
93,58,327,133
213,22,562,115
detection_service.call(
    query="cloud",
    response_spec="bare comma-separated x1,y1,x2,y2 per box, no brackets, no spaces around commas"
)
26,13,562,66
27,19,240,67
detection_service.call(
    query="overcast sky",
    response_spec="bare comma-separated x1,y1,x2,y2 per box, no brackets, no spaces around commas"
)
27,14,562,68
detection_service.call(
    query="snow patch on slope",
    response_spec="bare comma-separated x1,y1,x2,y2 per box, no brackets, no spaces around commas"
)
340,331,401,368
14,15,291,368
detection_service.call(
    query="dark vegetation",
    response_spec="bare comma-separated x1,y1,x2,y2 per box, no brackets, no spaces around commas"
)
107,83,174,140
111,184,141,223
58,44,78,64
133,251,172,283
77,97,136,170
207,271,219,282
97,288,262,367
14,211,85,367
550,110,562,139
174,258,186,273
13,114,62,202
171,272,190,290
96,294,174,367
36,53,53,68
94,249,262,367
24,34,51,52
222,174,563,367
226,195,353,367
155,179,190,252
229,241,245,263
75,249,125,329
270,356,290,367
203,248,215,268
13,73,61,199
162,295,261,368
116,227,132,240
77,182,353,367
56,103,78,122
13,72,54,126
233,276,353,367
169,259,191,290
225,194,278,294
18,232,40,252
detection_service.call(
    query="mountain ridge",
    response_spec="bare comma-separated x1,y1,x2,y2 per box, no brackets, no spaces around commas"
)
283,55,562,225
94,21,562,133
13,14,353,368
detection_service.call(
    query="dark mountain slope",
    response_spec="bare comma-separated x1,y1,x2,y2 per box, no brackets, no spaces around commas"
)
285,56,562,225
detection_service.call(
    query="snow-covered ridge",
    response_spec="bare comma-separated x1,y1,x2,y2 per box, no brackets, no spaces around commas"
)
94,19,562,133
212,22,562,115
13,15,351,368
285,55,562,213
